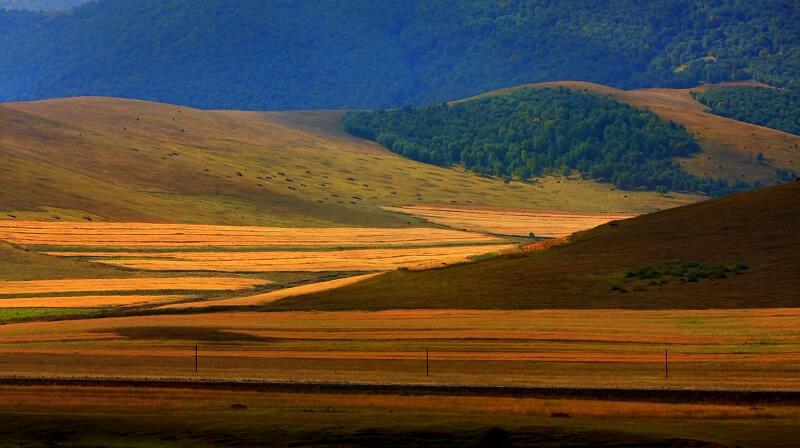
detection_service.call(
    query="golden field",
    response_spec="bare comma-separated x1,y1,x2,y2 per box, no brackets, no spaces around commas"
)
0,308,798,390
0,277,270,295
385,205,639,237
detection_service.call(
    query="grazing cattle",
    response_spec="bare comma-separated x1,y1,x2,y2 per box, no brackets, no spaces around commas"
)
609,221,618,228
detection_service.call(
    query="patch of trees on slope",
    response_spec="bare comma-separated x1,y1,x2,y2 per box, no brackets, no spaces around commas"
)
343,87,751,197
692,87,800,137
1,0,799,110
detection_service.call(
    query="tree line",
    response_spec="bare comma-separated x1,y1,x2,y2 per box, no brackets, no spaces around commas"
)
692,87,800,136
343,87,750,196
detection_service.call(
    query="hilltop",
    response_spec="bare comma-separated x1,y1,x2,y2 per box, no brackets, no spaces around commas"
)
267,181,800,310
1,0,799,110
458,81,800,188
0,96,697,226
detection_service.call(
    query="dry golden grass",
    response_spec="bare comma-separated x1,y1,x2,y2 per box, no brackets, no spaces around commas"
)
0,295,188,308
385,205,638,237
0,221,504,248
1,385,797,421
163,273,383,308
58,244,516,272
0,277,269,295
0,308,797,389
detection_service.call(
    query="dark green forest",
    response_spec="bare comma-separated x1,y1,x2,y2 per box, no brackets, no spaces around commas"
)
692,87,800,136
1,0,799,110
343,88,750,196
0,0,88,11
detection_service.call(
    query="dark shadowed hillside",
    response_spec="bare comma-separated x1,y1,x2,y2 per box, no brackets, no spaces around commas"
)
268,181,800,310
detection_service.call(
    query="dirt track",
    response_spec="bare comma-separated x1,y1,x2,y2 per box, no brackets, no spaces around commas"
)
2,377,798,405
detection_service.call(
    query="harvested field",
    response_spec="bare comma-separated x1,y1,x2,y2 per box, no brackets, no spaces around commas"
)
385,205,638,237
0,277,270,295
1,386,798,448
0,295,188,308
51,244,516,272
0,309,798,390
0,221,515,276
163,273,382,308
0,221,504,248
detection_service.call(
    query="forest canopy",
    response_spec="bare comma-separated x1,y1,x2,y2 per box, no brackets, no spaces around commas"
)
1,0,799,110
343,88,750,197
692,87,800,136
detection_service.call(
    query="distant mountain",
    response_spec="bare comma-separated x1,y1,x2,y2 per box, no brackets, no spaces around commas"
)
1,0,90,11
1,0,799,110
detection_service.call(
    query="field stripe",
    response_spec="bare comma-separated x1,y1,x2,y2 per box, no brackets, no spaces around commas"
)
0,295,189,308
51,245,517,272
161,273,383,308
0,278,270,295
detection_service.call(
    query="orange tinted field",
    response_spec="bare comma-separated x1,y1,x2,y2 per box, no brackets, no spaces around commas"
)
0,277,270,295
51,245,516,272
1,308,798,389
385,205,638,237
0,221,504,248
163,273,383,308
0,295,188,308
0,221,514,275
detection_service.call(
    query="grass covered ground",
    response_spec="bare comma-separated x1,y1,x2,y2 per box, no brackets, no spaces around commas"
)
0,385,798,447
274,181,800,310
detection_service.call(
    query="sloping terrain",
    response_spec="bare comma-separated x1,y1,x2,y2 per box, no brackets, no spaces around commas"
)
462,81,800,188
0,96,698,226
268,181,800,310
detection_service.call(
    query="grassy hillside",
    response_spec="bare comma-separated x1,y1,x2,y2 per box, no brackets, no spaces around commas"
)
268,181,800,311
0,96,700,226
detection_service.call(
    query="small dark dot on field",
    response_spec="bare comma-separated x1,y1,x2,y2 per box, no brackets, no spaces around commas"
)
288,186,296,190
305,170,311,174
257,184,263,187
391,191,396,195
204,169,209,172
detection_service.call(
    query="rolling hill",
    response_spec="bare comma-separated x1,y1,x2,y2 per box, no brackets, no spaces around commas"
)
266,180,800,311
0,96,699,227
459,81,800,188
